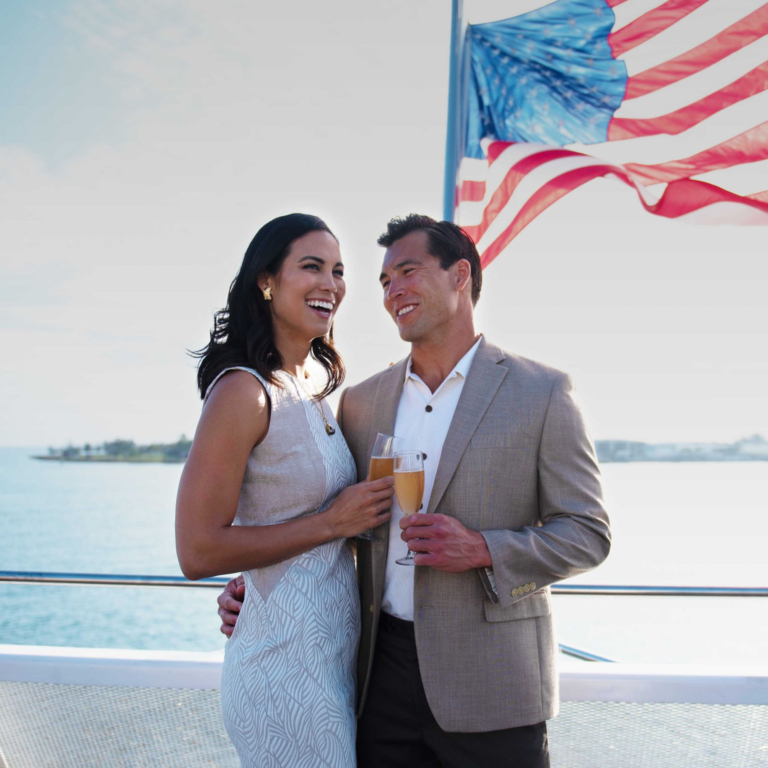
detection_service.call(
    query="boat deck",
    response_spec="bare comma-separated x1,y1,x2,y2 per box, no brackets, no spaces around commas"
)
1,646,766,767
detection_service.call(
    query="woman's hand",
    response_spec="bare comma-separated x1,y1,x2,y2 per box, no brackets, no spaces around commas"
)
324,477,394,539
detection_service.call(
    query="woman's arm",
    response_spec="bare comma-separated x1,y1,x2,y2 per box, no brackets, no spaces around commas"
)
175,371,392,580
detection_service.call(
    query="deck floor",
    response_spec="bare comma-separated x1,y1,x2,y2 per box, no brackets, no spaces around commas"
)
0,681,766,767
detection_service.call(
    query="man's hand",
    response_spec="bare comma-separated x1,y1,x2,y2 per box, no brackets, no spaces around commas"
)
217,575,245,638
400,514,492,572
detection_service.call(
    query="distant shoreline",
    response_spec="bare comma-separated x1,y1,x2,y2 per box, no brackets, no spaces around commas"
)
31,454,185,464
29,435,768,465
33,437,191,465
595,435,768,463
597,456,768,463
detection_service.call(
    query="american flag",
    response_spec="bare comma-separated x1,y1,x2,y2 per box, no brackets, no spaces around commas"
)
454,0,768,268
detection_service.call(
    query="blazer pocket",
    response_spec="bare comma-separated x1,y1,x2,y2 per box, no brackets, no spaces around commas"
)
484,590,551,622
470,433,529,450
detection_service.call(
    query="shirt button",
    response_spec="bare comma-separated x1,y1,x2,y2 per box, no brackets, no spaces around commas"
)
422,453,427,460
425,405,433,413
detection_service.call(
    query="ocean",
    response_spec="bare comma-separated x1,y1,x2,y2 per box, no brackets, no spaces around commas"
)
0,447,766,665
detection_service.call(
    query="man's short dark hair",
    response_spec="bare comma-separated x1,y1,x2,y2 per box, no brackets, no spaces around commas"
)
377,214,482,306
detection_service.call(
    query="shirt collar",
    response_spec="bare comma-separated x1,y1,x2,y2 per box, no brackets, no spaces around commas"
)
404,335,483,386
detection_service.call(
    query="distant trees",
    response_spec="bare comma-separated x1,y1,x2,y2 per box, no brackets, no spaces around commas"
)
162,435,192,461
103,440,137,458
41,436,193,463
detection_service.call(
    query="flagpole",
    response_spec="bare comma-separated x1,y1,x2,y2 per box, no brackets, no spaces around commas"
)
443,0,465,222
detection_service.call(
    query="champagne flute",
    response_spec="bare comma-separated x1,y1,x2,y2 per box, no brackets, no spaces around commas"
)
358,433,403,541
394,450,425,566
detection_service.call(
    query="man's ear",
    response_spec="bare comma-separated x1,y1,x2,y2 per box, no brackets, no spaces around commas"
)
455,259,472,294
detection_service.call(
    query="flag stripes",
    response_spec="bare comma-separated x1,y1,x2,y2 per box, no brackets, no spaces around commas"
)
609,61,768,139
625,120,768,184
608,0,710,57
623,5,768,99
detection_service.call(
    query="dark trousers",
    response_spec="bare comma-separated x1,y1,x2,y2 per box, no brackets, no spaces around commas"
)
356,613,550,768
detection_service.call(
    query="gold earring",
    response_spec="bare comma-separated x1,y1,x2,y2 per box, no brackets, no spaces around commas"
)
262,286,272,301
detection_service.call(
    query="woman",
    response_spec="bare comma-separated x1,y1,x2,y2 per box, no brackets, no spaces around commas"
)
175,213,394,768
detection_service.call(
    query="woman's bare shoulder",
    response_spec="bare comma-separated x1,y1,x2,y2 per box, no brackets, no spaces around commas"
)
199,370,270,447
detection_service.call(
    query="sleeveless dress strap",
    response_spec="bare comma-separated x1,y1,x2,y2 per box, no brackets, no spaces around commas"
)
203,366,271,403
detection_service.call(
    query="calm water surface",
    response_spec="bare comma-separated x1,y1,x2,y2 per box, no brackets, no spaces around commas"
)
1,447,766,664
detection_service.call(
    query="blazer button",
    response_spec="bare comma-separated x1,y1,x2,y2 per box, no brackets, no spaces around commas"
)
369,604,374,614
511,588,518,597
425,405,433,413
531,582,537,590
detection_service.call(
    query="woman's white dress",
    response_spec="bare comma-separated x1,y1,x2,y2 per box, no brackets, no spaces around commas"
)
207,367,359,768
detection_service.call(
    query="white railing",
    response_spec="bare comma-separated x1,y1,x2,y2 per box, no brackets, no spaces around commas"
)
0,644,766,705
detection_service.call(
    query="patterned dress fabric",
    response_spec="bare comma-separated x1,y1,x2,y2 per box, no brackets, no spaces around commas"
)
206,367,359,768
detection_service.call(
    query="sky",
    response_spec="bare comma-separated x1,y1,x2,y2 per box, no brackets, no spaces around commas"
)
1,0,766,448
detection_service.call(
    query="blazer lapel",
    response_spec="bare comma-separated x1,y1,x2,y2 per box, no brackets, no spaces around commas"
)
367,359,407,458
367,359,407,581
427,338,507,515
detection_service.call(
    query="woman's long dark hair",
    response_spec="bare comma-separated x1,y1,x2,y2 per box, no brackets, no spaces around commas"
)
194,213,345,401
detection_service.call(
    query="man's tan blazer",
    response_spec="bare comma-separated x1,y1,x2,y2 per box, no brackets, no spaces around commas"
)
337,337,611,733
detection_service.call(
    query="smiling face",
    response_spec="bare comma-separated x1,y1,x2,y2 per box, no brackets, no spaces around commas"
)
379,230,468,344
260,229,346,344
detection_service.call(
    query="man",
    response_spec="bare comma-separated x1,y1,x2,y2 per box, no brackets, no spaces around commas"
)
218,214,611,767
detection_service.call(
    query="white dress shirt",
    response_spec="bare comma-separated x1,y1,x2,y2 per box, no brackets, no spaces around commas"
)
381,337,483,621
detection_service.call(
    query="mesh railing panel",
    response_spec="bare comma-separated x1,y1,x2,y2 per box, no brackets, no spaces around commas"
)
0,681,766,767
550,701,768,767
0,682,238,768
